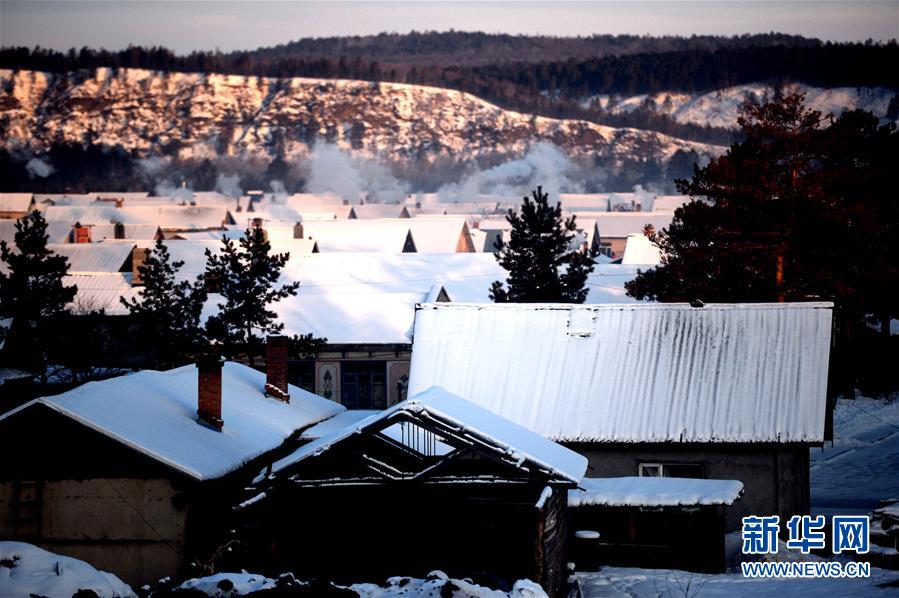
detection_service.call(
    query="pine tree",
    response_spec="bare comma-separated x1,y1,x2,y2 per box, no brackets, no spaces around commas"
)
625,93,898,393
120,239,207,369
204,227,301,363
490,186,596,303
0,210,77,382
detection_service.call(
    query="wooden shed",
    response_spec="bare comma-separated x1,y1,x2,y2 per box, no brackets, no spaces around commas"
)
567,476,744,573
246,386,587,596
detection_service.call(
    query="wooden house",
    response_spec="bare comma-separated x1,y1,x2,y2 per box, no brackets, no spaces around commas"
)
247,386,587,596
0,350,344,586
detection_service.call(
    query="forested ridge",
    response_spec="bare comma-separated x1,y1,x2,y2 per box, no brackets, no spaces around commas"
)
2,33,895,146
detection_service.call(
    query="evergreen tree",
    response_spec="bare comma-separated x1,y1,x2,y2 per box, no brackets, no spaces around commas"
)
490,186,596,303
120,239,207,369
0,210,77,382
625,93,898,392
204,227,300,362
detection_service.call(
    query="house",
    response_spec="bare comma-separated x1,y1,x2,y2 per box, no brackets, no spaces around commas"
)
0,347,344,586
249,385,586,595
0,193,34,219
407,302,834,531
572,212,675,257
406,218,476,253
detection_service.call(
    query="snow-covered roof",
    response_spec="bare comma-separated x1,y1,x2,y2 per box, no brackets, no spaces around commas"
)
91,191,150,201
407,218,472,253
578,212,675,239
620,233,662,265
300,220,414,252
43,205,156,224
35,193,98,204
64,274,140,314
48,243,133,273
0,192,33,212
568,477,744,508
272,386,588,484
408,302,833,443
0,362,345,480
41,205,228,230
300,410,380,440
651,195,692,212
351,204,410,219
267,252,504,343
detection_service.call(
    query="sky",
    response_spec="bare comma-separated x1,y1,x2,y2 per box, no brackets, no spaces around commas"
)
0,1,896,53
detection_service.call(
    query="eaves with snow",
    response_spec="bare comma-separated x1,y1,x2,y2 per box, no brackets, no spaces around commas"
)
408,302,833,444
0,363,345,481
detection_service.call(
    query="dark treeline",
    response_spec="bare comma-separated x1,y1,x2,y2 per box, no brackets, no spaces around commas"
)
240,31,821,66
3,40,895,94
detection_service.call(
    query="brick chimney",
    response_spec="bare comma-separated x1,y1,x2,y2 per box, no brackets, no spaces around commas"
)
197,355,224,430
293,222,304,239
72,222,91,244
264,336,290,402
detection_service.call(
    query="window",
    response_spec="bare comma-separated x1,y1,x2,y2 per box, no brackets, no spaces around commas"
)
639,462,704,479
288,361,316,394
340,362,387,409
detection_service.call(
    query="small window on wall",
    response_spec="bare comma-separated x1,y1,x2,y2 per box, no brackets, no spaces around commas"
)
639,462,704,479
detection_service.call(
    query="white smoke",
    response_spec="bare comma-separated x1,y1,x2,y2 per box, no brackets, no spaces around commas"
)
633,184,656,211
138,156,169,177
215,173,243,198
269,180,288,201
437,143,585,202
154,179,194,203
305,144,406,203
25,157,55,178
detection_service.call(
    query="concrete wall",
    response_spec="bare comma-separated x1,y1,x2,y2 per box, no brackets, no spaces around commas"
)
0,478,188,586
567,443,810,531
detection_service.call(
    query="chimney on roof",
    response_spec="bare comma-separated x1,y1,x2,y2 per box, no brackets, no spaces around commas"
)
197,355,224,430
293,222,304,239
72,222,91,244
264,335,290,402
114,198,124,209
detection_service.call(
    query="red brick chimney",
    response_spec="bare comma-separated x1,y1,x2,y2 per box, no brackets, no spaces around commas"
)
264,336,290,402
72,222,91,244
197,355,224,430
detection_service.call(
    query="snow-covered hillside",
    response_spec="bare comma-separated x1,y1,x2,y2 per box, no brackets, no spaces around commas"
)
584,83,898,129
0,68,721,164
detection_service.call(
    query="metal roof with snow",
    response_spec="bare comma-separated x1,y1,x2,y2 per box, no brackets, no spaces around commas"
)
408,302,833,443
48,243,134,273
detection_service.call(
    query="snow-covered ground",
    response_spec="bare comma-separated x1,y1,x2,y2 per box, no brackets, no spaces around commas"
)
811,392,899,517
0,541,135,597
173,570,548,597
573,565,899,597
